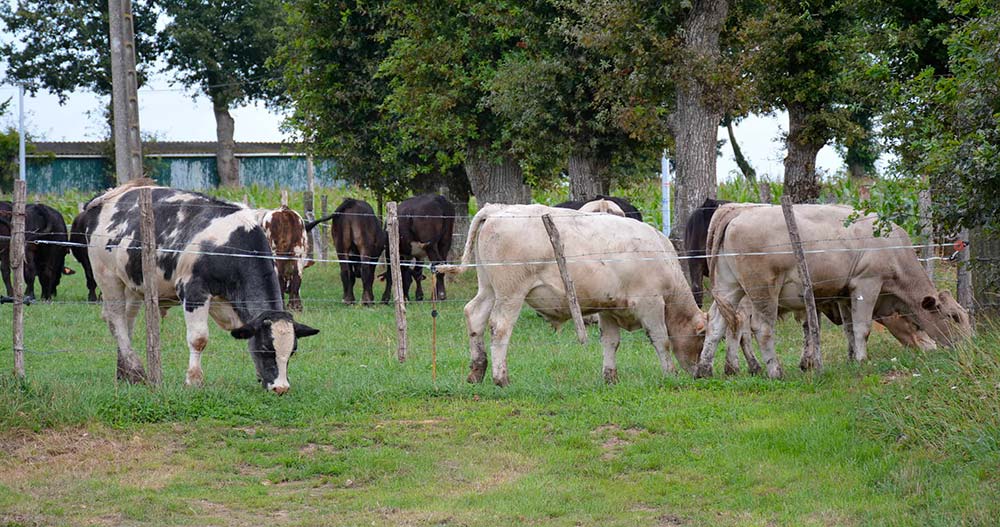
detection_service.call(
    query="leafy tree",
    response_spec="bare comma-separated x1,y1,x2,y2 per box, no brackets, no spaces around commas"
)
0,1,159,100
738,0,862,203
275,0,416,203
381,0,533,204
158,0,283,187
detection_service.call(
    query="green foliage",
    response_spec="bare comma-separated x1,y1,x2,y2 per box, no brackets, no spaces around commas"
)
883,1,1000,233
0,0,159,98
157,0,283,106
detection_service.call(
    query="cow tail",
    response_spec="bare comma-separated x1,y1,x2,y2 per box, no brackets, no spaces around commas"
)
304,212,337,232
436,204,497,275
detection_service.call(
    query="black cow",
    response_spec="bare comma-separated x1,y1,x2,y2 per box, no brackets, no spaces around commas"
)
0,201,71,301
70,208,100,302
306,198,385,306
554,195,643,222
683,197,730,307
381,194,455,303
80,179,319,392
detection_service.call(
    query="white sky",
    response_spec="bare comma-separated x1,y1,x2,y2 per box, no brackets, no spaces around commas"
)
0,80,846,183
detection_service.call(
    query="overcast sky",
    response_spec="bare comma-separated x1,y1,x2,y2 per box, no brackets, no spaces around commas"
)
0,76,846,184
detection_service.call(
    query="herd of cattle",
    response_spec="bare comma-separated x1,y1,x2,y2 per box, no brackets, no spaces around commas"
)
0,179,973,393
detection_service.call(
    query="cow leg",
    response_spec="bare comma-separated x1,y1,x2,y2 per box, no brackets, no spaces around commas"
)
1,251,12,296
22,247,37,300
636,298,675,375
749,301,783,379
849,282,880,362
799,315,822,372
360,258,376,306
694,301,727,378
101,285,146,384
183,298,211,387
338,256,355,304
424,245,447,301
738,313,763,376
724,316,743,376
124,292,142,339
488,297,525,387
401,264,415,302
838,302,858,360
599,314,621,383
463,290,494,383
412,266,424,302
286,272,303,312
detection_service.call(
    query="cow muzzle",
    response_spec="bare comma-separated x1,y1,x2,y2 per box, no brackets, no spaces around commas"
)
268,381,290,395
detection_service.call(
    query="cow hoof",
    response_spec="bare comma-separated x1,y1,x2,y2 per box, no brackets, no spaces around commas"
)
799,356,822,372
185,369,204,387
343,297,356,306
288,300,303,312
467,365,486,384
415,292,424,302
724,363,739,376
766,364,784,380
493,374,510,387
747,363,763,376
603,368,619,384
693,363,714,379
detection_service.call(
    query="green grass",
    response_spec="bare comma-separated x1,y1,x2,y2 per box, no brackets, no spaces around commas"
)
1,201,998,525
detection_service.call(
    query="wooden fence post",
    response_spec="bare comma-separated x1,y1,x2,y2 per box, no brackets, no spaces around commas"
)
780,196,822,372
303,191,316,262
542,213,588,345
11,180,26,378
319,194,329,260
956,231,974,324
139,187,162,385
919,184,935,279
387,202,408,362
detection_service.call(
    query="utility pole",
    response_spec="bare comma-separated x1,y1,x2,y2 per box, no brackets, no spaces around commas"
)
108,0,143,183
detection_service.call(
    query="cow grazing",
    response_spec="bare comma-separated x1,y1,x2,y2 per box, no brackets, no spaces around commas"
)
256,205,311,311
683,197,730,307
381,194,455,302
703,203,971,378
306,198,384,305
0,201,71,301
439,204,705,386
554,195,643,222
80,180,319,392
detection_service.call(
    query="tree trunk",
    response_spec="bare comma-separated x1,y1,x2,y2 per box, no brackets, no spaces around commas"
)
724,116,757,187
671,0,729,241
568,153,609,201
847,154,867,182
439,166,472,261
783,102,824,203
213,97,239,188
463,149,531,205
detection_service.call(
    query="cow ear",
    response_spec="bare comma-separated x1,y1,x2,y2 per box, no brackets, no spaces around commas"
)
231,324,256,340
293,322,320,338
921,295,938,311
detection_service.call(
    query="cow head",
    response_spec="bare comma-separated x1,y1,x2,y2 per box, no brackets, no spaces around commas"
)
231,310,320,394
38,247,69,301
878,313,937,351
668,310,708,372
915,290,973,347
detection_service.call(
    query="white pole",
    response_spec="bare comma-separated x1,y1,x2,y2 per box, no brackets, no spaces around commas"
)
18,84,26,182
661,149,671,236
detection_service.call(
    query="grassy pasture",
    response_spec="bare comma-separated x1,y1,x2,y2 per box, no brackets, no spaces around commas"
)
0,185,998,526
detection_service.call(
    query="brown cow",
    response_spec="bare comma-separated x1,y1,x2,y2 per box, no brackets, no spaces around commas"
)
257,206,311,311
306,198,385,305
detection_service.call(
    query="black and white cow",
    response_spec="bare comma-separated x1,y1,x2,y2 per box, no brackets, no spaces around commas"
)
79,179,319,393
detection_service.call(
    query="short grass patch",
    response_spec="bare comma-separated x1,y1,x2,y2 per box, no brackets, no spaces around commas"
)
1,255,998,526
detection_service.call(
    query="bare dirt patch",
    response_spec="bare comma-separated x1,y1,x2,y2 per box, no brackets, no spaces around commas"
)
0,427,182,492
592,424,644,460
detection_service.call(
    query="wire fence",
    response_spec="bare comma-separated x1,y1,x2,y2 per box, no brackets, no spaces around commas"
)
1,191,989,386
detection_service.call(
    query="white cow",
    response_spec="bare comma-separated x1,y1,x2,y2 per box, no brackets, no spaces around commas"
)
439,204,706,386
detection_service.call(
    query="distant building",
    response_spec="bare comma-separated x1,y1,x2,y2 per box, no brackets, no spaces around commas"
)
25,141,339,194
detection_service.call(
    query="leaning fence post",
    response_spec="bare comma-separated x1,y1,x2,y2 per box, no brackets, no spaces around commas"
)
11,179,26,378
542,213,588,345
139,187,162,385
780,196,821,372
387,202,408,362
